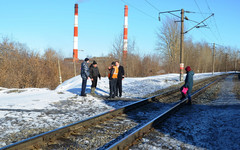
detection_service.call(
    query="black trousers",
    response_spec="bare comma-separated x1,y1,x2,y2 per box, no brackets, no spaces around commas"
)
91,77,98,88
116,79,122,96
109,79,117,97
81,79,87,95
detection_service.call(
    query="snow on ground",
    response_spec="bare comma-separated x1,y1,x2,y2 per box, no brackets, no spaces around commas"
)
130,75,240,150
0,72,227,111
56,72,227,98
0,72,228,147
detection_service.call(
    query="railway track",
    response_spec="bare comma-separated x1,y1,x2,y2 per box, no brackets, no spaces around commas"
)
0,74,227,150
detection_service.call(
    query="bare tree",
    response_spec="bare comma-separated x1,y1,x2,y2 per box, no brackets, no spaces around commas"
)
156,17,180,73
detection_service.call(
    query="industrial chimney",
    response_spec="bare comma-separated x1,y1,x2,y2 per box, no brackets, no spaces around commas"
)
123,5,128,67
73,3,78,61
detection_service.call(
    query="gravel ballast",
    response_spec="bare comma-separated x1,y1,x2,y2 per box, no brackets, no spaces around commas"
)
131,75,240,150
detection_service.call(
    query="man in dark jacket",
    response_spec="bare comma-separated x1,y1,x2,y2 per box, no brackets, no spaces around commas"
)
80,58,90,96
108,62,118,98
180,66,194,105
89,60,101,95
116,61,124,97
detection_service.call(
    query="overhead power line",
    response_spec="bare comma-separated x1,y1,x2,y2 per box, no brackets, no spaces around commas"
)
205,0,223,42
144,0,160,12
120,0,156,21
193,0,220,42
194,0,206,19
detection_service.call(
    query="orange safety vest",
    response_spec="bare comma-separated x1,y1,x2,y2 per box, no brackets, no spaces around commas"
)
112,66,118,79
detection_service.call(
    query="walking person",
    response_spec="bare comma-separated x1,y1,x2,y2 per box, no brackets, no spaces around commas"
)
116,61,125,97
89,60,101,95
80,58,90,96
180,66,194,105
108,62,118,98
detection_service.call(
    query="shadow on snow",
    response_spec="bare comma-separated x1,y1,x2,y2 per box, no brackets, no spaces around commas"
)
67,85,109,96
152,103,240,149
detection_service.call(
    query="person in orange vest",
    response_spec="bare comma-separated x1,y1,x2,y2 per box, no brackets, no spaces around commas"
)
108,61,118,98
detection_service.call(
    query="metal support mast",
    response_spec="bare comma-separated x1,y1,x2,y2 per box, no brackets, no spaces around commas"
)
180,9,184,81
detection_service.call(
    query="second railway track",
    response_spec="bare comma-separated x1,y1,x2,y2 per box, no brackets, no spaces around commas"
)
1,74,228,150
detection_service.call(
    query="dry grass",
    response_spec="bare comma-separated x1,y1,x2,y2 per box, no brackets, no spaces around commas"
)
0,38,74,89
233,74,240,100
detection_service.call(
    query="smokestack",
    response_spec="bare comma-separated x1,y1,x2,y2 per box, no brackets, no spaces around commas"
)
123,5,128,67
73,3,78,61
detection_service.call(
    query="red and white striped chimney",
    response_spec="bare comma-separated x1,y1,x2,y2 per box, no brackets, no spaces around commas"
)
73,3,78,61
123,5,128,66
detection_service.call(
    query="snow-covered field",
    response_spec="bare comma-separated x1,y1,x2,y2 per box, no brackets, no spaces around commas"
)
0,72,228,147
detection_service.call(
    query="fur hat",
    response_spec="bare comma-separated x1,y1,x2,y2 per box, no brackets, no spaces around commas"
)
111,61,116,66
185,66,191,72
93,60,97,64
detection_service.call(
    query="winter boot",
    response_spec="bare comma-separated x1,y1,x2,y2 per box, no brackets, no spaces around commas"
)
180,93,186,101
187,100,192,105
186,95,192,105
91,87,96,96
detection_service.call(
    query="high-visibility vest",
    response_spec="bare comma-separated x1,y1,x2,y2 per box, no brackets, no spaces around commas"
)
112,66,118,79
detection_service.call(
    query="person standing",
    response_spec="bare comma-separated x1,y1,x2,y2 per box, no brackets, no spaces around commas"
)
108,62,118,98
89,60,101,95
116,61,125,97
80,58,90,96
180,66,194,105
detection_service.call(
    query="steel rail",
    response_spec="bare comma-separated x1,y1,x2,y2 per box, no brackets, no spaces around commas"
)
0,74,226,150
105,77,222,150
0,98,151,150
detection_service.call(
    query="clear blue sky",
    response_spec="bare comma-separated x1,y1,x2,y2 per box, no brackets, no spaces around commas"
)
0,0,239,59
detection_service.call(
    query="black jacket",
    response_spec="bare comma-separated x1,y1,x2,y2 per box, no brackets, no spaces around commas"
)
117,66,125,80
89,65,101,79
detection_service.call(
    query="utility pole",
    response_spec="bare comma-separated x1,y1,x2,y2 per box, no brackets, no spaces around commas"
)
225,54,228,72
158,10,214,81
180,9,184,81
58,59,62,84
212,43,215,75
235,51,238,73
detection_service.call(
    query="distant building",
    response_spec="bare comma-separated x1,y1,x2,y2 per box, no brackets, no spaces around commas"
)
64,58,83,64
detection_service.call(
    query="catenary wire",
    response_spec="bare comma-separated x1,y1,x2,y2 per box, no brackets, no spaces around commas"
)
193,0,220,42
205,0,223,43
120,0,157,21
144,0,160,12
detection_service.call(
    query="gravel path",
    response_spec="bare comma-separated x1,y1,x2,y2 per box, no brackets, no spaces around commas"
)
131,75,240,150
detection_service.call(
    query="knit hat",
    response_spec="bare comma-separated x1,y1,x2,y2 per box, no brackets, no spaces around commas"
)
93,60,97,64
185,66,191,72
84,58,89,61
111,61,116,66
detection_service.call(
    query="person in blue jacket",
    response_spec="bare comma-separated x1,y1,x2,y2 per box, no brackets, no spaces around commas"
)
80,58,90,96
180,66,194,105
